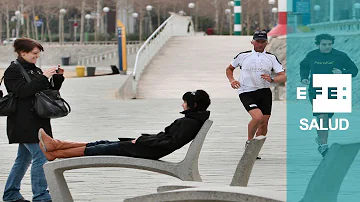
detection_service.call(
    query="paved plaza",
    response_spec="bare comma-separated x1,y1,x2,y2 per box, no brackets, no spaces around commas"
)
0,36,288,201
9,36,360,201
0,74,286,202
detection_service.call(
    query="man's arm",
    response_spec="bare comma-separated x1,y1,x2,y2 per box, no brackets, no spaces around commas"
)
226,64,240,89
342,54,358,77
274,71,286,83
300,55,310,81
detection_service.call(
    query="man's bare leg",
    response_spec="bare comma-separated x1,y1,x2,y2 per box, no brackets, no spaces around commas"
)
256,115,271,137
316,114,329,144
247,109,264,140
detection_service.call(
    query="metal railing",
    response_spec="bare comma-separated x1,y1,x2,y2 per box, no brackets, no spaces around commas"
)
77,44,142,66
307,19,360,32
132,13,194,98
0,41,141,46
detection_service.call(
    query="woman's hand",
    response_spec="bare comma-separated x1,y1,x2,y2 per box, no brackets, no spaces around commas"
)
57,67,65,75
43,67,57,79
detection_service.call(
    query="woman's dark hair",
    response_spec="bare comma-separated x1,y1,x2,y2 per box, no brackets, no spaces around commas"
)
182,90,211,111
13,38,44,55
315,34,335,45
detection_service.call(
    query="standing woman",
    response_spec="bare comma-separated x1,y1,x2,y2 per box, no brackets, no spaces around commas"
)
2,38,64,202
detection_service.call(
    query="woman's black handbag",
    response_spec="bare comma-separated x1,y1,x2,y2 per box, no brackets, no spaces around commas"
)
34,89,71,118
16,60,71,119
0,77,17,116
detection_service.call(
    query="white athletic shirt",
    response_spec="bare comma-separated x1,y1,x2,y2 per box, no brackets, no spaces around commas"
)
230,49,284,94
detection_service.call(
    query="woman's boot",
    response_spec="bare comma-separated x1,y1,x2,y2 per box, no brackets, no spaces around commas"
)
42,146,86,161
38,128,87,152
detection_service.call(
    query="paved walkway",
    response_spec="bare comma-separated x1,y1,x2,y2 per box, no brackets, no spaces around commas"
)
0,36,288,202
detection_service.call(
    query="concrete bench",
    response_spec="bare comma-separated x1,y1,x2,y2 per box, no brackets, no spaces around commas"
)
126,186,284,202
43,119,213,202
300,142,360,202
125,142,360,202
157,136,267,193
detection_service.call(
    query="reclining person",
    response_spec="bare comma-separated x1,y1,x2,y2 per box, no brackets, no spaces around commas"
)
39,90,211,161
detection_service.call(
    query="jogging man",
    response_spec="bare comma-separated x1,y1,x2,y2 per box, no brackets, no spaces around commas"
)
226,31,286,158
300,33,358,157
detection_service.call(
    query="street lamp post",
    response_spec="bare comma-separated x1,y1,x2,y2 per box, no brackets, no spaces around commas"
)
353,3,360,19
59,8,66,44
85,14,91,42
314,5,321,23
271,7,278,27
146,5,153,34
15,10,21,38
103,7,110,41
268,0,276,27
132,12,140,41
225,9,231,35
188,3,196,31
227,1,234,35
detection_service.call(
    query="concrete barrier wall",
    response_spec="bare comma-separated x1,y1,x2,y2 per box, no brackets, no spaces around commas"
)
0,45,118,66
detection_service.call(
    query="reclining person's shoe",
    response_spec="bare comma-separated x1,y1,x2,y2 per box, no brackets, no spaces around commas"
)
245,140,262,159
318,144,329,157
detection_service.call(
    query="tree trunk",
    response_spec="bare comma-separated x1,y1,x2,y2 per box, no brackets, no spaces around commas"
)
139,1,143,41
5,5,10,40
157,4,160,28
115,0,120,36
246,1,250,35
59,15,62,43
213,0,219,34
247,13,250,35
41,21,44,41
31,18,35,39
45,15,52,42
139,12,143,41
33,9,38,40
96,0,101,39
0,11,2,42
79,0,86,43
195,0,199,32
219,13,224,34
259,0,264,30
27,14,30,38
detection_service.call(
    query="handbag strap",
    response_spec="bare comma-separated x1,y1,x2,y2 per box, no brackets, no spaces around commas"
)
14,60,32,83
0,76,3,86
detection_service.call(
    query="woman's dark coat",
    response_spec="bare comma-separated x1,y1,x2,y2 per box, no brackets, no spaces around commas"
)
4,58,64,143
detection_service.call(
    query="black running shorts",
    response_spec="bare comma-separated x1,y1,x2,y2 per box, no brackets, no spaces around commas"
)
239,88,272,115
308,92,334,118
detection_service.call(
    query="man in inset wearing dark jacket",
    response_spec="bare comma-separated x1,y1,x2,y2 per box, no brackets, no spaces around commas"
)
38,90,211,161
300,33,358,157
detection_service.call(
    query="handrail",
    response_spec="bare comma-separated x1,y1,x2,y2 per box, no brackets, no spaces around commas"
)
132,15,175,80
307,19,360,32
130,13,194,98
76,44,142,66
